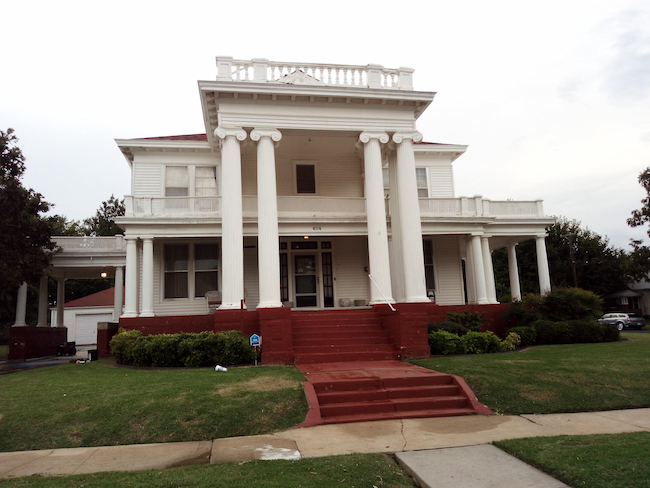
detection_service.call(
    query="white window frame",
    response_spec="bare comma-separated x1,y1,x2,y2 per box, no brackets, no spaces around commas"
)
163,164,219,198
161,241,221,301
292,160,319,195
416,167,429,198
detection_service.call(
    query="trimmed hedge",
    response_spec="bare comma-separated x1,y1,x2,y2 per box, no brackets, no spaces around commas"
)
428,321,470,336
461,331,502,354
507,326,537,348
110,330,256,367
530,319,620,345
429,331,463,355
429,330,508,355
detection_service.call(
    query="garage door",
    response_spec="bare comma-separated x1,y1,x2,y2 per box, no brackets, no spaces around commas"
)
75,313,112,345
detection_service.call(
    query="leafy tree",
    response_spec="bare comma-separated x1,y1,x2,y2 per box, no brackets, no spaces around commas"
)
47,215,83,236
0,128,55,301
494,218,627,298
626,168,650,280
82,194,125,236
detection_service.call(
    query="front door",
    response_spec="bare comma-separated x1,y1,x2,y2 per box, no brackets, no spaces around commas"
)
294,254,318,307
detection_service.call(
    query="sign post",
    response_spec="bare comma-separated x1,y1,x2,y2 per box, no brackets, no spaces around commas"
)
249,334,261,366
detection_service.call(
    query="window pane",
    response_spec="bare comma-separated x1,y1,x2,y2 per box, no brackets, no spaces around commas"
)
164,245,188,271
296,164,316,193
195,166,218,197
423,240,433,265
195,271,218,297
195,244,218,271
295,275,317,294
296,296,317,307
165,272,188,298
166,166,189,197
417,188,428,198
415,168,427,187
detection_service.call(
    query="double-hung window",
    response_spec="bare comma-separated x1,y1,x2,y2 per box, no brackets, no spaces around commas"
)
295,164,316,194
163,243,219,299
415,168,428,197
165,166,189,197
194,166,218,211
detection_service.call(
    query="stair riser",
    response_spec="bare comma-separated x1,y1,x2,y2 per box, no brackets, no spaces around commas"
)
382,376,453,388
294,345,396,354
293,337,391,347
313,378,383,393
388,385,460,399
317,385,460,404
295,351,399,363
319,409,476,425
321,402,395,417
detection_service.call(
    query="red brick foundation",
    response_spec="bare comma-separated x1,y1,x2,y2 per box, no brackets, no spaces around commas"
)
374,303,434,359
430,303,512,337
258,307,294,364
9,326,67,360
97,322,120,358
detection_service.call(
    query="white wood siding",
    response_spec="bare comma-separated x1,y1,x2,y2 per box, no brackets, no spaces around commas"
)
331,236,369,304
432,235,465,305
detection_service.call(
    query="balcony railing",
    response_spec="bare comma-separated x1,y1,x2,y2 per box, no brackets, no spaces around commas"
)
216,57,414,90
417,197,545,218
125,195,545,219
53,236,125,252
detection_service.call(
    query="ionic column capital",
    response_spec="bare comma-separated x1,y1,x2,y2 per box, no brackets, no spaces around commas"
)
357,131,389,146
392,130,423,144
250,128,282,143
214,126,247,141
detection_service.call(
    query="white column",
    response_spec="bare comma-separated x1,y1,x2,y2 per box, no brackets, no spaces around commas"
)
141,237,154,317
37,275,49,326
251,128,283,309
393,131,428,303
215,126,247,309
464,240,476,304
56,278,65,326
471,235,489,304
113,266,124,321
507,243,522,301
387,152,405,302
481,236,498,304
123,237,139,317
359,131,394,304
13,282,28,326
536,235,552,295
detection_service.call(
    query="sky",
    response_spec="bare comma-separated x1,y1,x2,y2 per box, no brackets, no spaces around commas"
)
2,0,649,249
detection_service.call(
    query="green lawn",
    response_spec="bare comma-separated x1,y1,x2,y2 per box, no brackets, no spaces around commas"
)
0,344,8,360
412,333,650,415
0,360,308,452
495,432,650,488
0,453,417,488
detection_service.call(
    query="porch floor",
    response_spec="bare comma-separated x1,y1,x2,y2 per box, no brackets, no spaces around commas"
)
296,360,492,427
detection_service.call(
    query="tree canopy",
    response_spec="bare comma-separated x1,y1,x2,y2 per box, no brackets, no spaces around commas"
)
626,168,650,281
82,194,124,236
0,129,55,297
494,218,628,298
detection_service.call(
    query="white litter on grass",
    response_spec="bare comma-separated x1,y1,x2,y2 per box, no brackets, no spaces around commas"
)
255,445,301,460
214,365,228,372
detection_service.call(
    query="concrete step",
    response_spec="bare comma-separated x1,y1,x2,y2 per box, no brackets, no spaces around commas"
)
320,396,470,418
316,384,461,404
294,344,396,355
293,335,391,347
319,407,478,425
294,350,399,363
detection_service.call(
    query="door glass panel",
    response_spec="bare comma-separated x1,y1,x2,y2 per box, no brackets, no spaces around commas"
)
322,252,334,308
295,254,317,307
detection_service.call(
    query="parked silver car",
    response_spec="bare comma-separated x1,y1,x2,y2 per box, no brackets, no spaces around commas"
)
597,313,646,331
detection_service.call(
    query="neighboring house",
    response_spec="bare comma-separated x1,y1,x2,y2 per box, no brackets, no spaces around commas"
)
50,287,124,345
12,57,555,362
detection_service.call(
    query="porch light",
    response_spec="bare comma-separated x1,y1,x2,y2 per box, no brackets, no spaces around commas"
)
101,271,107,278
303,236,309,239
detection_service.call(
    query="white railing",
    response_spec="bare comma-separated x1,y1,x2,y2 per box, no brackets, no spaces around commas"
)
127,196,221,216
53,236,125,251
418,197,545,218
216,57,414,90
277,196,366,215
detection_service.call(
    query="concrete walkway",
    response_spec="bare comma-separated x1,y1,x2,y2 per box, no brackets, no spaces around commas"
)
1,408,649,484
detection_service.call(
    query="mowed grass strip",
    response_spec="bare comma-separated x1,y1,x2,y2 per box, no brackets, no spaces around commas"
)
0,453,417,488
0,360,308,452
495,432,650,488
412,333,650,415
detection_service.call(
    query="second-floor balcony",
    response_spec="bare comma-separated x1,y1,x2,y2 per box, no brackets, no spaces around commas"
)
125,195,546,220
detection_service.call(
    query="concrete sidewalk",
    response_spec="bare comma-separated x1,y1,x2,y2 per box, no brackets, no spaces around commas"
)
1,408,649,483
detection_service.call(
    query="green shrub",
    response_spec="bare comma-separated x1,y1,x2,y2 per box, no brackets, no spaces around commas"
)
501,332,521,351
600,323,620,342
110,330,256,367
568,319,605,344
507,326,536,348
109,329,142,365
0,324,9,345
502,299,543,328
541,288,603,322
428,321,470,336
428,331,463,355
532,320,572,345
461,331,502,354
447,311,490,332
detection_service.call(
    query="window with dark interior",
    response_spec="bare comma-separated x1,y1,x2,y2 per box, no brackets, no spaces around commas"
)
296,164,316,194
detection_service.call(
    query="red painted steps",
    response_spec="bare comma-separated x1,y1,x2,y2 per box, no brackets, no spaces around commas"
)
292,310,399,363
296,361,492,427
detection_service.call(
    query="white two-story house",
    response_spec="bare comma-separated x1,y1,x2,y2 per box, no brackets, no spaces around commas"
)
12,57,554,362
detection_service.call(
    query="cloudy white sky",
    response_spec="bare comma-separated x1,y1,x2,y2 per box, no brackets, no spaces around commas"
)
2,0,649,249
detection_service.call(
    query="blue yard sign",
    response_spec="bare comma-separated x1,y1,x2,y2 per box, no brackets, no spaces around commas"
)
250,334,261,347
